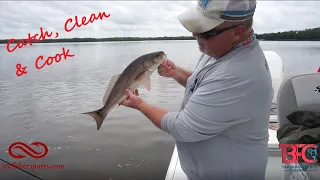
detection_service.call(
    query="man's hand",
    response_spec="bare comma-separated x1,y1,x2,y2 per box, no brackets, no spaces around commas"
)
158,59,192,87
120,88,168,129
120,89,143,109
158,59,177,78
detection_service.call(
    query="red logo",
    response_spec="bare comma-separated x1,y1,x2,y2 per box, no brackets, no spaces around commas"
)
8,142,48,159
279,144,318,164
317,67,320,72
242,33,254,46
242,37,253,46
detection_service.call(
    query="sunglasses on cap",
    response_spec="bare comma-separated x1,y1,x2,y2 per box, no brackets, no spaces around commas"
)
197,25,239,40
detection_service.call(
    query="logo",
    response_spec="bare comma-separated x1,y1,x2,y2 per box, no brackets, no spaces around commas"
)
279,144,318,164
264,58,269,72
315,86,320,93
242,34,255,46
188,78,198,93
3,141,64,171
198,0,212,10
8,142,48,159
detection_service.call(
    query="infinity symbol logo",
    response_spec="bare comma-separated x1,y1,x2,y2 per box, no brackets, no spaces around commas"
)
8,142,49,159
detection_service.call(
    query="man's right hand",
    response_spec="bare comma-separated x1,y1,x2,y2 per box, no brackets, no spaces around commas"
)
157,59,192,88
158,59,177,78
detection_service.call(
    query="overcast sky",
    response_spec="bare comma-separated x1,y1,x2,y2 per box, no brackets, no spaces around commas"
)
0,1,320,39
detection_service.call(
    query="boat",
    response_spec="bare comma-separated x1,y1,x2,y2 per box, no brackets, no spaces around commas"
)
164,51,320,180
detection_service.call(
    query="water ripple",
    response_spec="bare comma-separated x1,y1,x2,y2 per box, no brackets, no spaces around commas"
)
0,41,319,180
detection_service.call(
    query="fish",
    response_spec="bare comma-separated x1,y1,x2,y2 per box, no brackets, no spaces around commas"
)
82,51,167,130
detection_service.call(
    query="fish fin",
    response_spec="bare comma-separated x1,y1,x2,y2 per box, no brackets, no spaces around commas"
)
82,108,107,130
135,71,148,82
103,74,121,105
144,77,151,91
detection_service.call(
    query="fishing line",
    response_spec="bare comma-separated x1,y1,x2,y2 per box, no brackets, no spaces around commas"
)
0,157,44,180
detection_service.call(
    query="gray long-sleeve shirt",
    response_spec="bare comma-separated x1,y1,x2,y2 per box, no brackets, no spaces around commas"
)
161,33,274,180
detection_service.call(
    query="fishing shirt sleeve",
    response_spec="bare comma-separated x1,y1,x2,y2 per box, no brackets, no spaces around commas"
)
160,73,253,143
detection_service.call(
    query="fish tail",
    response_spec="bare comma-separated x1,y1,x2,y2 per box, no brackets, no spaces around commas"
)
82,108,107,130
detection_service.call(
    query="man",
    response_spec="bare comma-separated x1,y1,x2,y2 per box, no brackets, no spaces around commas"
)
120,0,274,179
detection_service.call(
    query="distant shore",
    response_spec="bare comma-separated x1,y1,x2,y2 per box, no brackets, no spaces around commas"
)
0,36,319,45
1,27,319,44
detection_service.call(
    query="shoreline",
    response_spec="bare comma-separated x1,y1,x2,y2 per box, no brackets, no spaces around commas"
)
1,26,319,44
0,38,320,45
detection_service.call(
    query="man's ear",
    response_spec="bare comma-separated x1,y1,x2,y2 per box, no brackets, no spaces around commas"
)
232,25,246,43
235,25,246,36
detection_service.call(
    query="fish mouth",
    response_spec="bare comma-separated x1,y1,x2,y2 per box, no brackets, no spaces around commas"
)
154,51,167,65
161,53,168,63
156,51,167,64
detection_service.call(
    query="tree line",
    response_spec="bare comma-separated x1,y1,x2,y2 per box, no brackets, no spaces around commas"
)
256,27,320,41
0,27,319,44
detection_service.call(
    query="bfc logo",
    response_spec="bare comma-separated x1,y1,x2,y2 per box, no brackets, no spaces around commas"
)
8,142,49,159
279,144,319,164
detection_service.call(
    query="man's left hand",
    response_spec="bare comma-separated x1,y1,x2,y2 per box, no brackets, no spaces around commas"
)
120,89,168,129
120,89,143,109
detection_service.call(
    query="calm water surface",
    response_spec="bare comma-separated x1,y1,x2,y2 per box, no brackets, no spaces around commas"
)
0,40,319,180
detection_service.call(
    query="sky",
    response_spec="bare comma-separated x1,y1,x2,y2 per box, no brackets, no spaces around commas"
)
0,1,320,39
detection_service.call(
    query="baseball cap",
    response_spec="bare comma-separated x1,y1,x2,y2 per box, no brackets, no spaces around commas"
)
178,0,256,33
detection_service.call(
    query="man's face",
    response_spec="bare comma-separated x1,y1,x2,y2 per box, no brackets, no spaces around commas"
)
193,24,245,58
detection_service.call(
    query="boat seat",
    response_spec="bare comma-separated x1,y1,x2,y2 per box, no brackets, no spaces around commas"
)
277,73,320,127
276,72,320,180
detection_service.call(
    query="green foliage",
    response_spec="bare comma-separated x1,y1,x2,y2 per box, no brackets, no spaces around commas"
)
256,27,320,41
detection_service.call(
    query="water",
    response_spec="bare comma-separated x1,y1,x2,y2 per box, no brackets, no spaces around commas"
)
0,40,319,180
